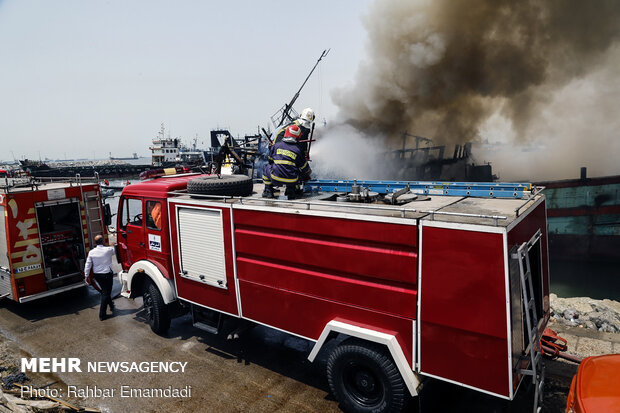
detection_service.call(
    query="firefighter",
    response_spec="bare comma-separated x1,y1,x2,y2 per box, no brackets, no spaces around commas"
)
272,107,315,156
262,124,312,199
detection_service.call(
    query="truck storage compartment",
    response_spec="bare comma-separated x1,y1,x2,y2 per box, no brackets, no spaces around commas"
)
418,196,549,400
36,200,86,288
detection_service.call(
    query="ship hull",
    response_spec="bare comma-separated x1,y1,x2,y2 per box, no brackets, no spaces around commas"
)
539,175,620,261
20,162,152,178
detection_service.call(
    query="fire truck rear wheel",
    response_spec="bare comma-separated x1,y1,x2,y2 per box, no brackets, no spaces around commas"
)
187,175,253,197
327,339,406,413
143,282,171,335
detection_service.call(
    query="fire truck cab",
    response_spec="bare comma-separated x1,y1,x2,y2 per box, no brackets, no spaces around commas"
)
117,174,550,413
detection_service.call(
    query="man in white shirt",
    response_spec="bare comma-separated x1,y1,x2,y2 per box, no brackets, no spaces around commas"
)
84,235,115,321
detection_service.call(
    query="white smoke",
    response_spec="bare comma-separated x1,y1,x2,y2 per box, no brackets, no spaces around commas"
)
311,124,390,180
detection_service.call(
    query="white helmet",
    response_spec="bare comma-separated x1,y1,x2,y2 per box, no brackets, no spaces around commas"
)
299,108,315,128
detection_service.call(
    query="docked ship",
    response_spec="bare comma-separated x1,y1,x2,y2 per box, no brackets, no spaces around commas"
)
18,159,151,178
109,152,139,160
150,125,206,167
537,168,620,261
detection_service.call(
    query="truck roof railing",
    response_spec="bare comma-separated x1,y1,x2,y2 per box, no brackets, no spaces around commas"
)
1,173,102,192
0,177,32,190
423,210,508,226
167,188,541,224
167,190,419,217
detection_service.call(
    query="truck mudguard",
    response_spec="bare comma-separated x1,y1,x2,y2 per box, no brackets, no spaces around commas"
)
123,260,176,304
308,320,420,396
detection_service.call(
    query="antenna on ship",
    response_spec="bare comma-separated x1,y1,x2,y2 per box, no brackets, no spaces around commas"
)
271,48,330,128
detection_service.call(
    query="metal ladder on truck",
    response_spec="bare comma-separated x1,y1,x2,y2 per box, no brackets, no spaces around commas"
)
77,174,106,245
305,179,538,199
513,231,545,413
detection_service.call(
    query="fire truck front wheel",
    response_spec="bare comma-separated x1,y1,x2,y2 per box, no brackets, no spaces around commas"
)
327,339,406,413
143,282,171,335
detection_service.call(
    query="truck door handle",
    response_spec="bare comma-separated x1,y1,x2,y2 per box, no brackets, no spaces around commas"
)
127,229,133,234
139,242,145,247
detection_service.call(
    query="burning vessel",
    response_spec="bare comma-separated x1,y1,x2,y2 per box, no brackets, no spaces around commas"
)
386,133,496,182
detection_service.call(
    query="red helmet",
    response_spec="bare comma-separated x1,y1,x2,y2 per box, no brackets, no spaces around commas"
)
283,124,302,141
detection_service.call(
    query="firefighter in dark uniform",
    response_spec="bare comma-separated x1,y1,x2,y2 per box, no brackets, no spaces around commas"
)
272,107,315,157
262,124,312,199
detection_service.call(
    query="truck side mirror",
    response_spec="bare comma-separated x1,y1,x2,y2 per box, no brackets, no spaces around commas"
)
103,203,112,226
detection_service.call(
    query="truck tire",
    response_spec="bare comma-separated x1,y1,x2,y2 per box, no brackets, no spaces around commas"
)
187,175,253,197
327,339,406,413
142,281,171,335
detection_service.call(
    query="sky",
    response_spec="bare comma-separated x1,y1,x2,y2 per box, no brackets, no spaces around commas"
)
1,1,619,182
0,0,373,160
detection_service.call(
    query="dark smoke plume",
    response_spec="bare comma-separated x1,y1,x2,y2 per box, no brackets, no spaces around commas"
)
332,0,620,145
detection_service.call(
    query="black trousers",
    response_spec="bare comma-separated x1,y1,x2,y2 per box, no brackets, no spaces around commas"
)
94,272,114,318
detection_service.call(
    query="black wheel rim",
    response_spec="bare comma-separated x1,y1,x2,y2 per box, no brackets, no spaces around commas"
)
143,290,153,320
342,360,384,407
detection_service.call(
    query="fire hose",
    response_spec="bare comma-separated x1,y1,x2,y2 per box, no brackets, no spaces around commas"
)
540,328,583,364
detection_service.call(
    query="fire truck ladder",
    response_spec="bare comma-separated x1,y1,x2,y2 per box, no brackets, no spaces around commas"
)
305,179,536,199
77,174,105,245
513,237,545,413
84,195,105,234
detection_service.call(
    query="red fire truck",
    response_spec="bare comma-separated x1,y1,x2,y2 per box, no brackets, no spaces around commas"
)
117,174,549,412
0,177,109,302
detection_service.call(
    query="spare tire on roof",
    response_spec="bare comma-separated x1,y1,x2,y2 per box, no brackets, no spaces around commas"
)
187,175,253,197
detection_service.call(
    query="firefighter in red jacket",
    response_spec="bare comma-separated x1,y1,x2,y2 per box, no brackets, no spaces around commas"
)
262,124,312,199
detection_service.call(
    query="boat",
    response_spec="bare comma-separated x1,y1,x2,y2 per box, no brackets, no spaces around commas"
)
109,152,139,160
19,159,151,178
150,124,183,167
537,168,620,261
384,133,497,182
102,188,115,198
149,125,262,173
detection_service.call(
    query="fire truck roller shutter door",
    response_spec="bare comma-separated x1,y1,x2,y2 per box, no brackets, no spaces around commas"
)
187,175,253,197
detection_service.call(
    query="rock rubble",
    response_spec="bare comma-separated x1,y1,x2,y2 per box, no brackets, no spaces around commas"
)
550,293,620,333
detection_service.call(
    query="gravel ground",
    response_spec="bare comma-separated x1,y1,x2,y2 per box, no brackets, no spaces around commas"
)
0,292,617,413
